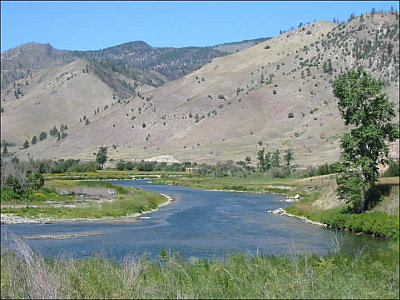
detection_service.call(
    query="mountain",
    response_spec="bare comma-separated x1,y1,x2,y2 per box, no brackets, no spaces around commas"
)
1,38,270,90
1,12,399,167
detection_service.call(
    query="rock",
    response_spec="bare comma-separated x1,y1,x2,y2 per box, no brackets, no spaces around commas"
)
294,194,301,200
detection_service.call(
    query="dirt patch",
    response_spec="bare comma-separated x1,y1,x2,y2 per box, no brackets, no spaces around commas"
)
56,187,117,201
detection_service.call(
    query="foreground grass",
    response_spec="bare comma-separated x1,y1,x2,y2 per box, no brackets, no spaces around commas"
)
1,242,398,299
1,180,166,220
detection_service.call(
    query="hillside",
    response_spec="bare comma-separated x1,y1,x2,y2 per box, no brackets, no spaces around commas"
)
2,12,399,166
1,38,270,90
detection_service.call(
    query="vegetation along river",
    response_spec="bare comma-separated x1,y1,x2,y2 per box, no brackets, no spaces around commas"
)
1,180,388,260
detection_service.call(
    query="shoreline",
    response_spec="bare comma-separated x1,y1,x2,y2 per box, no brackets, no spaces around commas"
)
268,207,328,227
0,193,174,225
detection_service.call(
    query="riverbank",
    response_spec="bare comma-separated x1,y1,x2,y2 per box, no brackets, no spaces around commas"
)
1,239,398,299
1,181,173,224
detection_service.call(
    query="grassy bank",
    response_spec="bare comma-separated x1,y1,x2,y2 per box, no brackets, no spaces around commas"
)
1,180,167,220
44,170,185,181
1,242,398,299
153,175,301,196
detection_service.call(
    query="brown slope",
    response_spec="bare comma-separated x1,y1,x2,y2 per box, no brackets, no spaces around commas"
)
1,59,121,148
13,13,400,166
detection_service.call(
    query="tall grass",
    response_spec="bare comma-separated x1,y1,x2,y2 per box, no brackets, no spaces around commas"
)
1,240,399,299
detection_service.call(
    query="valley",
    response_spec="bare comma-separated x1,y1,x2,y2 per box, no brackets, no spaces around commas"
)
1,12,398,167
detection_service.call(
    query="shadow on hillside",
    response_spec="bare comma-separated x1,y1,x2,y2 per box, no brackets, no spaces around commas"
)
364,184,393,210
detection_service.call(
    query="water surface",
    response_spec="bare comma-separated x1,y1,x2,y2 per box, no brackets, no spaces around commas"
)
1,180,388,260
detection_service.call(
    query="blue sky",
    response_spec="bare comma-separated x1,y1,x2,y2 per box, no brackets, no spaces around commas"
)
1,1,398,52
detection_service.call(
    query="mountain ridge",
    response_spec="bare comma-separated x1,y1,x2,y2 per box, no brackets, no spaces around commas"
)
1,12,399,167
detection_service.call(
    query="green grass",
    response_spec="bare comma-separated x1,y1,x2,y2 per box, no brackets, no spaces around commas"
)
1,242,399,299
153,175,298,195
1,181,166,220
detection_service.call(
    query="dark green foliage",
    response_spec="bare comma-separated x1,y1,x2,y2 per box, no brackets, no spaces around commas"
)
320,209,399,239
96,147,108,169
2,144,8,155
333,68,399,212
23,140,29,149
31,136,37,145
39,131,47,141
271,149,280,167
288,112,294,118
283,149,294,168
383,159,400,177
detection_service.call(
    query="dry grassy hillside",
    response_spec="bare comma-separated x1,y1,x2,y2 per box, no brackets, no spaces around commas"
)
4,12,399,167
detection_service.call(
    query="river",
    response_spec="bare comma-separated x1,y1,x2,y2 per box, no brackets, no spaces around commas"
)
0,180,388,260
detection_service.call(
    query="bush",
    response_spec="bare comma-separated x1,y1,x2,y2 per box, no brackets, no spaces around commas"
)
288,112,294,118
218,94,225,99
383,159,399,177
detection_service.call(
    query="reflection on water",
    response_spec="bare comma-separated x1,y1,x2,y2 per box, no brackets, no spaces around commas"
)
1,180,389,260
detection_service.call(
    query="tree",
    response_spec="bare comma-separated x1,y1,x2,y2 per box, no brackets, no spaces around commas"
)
283,149,294,169
23,140,29,149
264,152,271,171
96,147,108,169
39,131,47,141
2,144,8,155
245,156,251,165
333,68,399,212
31,136,37,145
257,148,265,171
271,150,280,167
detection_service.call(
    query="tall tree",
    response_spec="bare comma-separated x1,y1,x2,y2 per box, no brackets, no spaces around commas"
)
283,149,294,169
257,148,265,171
96,146,108,169
271,150,280,168
333,68,399,212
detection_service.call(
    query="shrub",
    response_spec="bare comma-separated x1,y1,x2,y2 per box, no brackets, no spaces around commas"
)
288,112,294,118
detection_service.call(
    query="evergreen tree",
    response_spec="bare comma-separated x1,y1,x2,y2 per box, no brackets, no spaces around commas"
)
23,140,29,149
31,136,37,145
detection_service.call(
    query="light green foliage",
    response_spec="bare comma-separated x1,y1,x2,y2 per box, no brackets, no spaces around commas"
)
333,68,399,212
1,243,398,299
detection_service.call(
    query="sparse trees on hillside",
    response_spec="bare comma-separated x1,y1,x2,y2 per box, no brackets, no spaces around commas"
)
333,68,399,212
39,131,47,141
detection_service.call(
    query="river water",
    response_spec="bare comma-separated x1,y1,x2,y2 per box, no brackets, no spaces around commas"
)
1,180,388,260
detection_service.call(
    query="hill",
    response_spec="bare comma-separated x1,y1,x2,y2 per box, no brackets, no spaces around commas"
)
1,38,270,90
2,12,399,167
